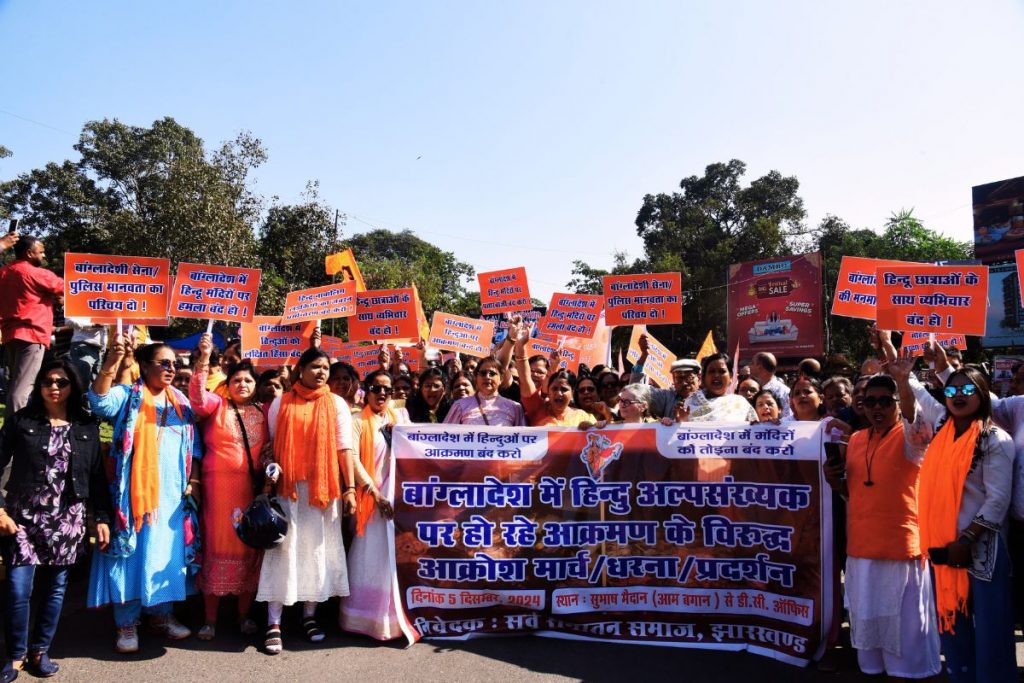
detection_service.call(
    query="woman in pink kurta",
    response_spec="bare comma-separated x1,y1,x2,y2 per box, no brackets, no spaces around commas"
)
189,333,268,640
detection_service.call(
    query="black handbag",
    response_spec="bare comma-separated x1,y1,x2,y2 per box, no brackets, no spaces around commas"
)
232,402,287,550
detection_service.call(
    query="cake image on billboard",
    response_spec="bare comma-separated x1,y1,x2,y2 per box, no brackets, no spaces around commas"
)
749,311,799,344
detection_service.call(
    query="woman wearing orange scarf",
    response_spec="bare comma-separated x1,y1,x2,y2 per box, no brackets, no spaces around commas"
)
256,348,356,654
340,370,415,643
892,360,1016,683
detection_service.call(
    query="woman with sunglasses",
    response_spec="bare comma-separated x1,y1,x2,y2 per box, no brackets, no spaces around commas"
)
889,357,1016,682
87,336,201,654
406,367,451,424
340,370,410,641
0,361,112,682
257,347,356,653
188,333,267,641
823,374,941,679
443,356,525,427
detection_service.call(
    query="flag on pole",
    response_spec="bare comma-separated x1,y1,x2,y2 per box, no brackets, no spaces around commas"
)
325,248,367,292
695,330,718,364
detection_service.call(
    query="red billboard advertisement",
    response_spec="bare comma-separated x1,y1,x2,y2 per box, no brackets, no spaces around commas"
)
973,175,1024,265
727,253,823,358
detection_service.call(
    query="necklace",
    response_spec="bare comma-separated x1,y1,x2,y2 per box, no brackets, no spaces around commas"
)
864,422,898,486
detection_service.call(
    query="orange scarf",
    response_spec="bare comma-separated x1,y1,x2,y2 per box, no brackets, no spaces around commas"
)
919,419,980,633
355,403,396,536
273,383,341,509
131,386,183,531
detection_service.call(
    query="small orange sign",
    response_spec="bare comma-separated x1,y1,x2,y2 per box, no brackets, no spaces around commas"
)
428,312,495,359
169,262,261,323
348,288,419,342
64,253,171,321
478,267,532,315
283,281,357,323
875,264,988,336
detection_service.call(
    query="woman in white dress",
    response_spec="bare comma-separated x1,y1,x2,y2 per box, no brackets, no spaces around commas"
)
683,353,756,423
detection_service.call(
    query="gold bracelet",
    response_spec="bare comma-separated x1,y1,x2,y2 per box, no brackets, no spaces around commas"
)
99,369,117,377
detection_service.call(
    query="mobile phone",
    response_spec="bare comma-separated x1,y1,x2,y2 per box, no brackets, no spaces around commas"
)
927,546,949,565
7,218,18,234
823,442,843,468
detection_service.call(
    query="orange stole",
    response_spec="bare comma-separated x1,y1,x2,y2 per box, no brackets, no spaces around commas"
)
273,383,341,509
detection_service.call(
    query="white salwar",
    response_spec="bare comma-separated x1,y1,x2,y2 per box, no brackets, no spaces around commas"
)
844,558,941,678
256,395,352,605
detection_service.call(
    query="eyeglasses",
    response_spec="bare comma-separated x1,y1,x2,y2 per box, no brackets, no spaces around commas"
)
619,398,642,407
42,377,71,389
943,384,977,398
149,359,175,372
368,385,394,396
861,396,895,409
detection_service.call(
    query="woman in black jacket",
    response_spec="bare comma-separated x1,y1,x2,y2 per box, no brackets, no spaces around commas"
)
0,359,112,682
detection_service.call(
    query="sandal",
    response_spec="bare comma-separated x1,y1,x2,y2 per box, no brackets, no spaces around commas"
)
264,625,282,655
302,617,325,643
196,624,216,641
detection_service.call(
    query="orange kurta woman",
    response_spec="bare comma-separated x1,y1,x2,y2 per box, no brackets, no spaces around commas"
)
189,333,267,640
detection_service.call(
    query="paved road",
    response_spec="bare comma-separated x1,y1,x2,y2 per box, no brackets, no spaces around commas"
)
2,577,888,683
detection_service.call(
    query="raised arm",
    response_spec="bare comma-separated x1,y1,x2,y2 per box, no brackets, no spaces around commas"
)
514,324,538,400
496,316,521,390
629,333,650,384
92,332,126,397
188,332,222,420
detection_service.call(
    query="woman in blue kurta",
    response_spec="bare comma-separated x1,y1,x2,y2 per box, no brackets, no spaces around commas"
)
87,336,202,654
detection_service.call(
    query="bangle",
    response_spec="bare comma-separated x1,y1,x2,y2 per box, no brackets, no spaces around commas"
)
99,369,116,377
188,479,202,486
343,489,356,496
344,486,356,492
514,356,526,362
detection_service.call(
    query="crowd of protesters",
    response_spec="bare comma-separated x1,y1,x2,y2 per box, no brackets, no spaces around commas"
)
1,235,1023,682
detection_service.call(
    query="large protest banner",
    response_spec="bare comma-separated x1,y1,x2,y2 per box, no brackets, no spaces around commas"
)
428,312,495,359
727,253,823,357
539,293,604,339
64,253,171,323
349,288,420,342
603,273,683,326
282,281,357,323
875,264,988,336
239,315,315,363
392,421,831,666
831,256,916,320
478,267,532,315
169,262,260,323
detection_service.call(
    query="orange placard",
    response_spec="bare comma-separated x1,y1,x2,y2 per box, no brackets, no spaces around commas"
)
832,256,917,320
428,312,496,359
603,272,682,326
413,283,430,342
875,265,989,336
64,253,171,321
392,344,422,374
537,292,604,339
319,334,346,359
625,325,677,388
901,331,966,357
325,248,367,292
168,262,261,323
239,316,315,364
478,267,532,315
526,336,582,373
349,288,419,342
282,281,357,323
335,341,383,378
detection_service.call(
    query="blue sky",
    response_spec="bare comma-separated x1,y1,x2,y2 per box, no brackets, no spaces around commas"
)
2,1,1023,302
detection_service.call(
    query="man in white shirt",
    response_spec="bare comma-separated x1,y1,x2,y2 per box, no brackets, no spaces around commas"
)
750,351,792,418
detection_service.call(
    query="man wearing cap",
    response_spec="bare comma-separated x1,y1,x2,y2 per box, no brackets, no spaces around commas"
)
750,351,792,419
629,334,700,418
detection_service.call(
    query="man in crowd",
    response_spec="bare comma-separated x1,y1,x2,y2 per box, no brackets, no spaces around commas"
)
750,351,792,418
631,333,701,418
0,236,64,417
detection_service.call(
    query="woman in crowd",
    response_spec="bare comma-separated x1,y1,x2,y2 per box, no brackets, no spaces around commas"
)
0,361,112,681
340,370,410,641
405,367,450,424
736,376,761,404
891,359,1016,682
392,374,414,403
514,330,590,427
172,367,193,394
788,376,826,422
447,371,474,401
616,383,659,424
752,389,783,423
684,353,756,422
574,375,602,417
257,368,289,405
596,370,623,417
258,347,356,654
822,376,854,420
189,333,267,640
444,357,524,426
87,337,201,654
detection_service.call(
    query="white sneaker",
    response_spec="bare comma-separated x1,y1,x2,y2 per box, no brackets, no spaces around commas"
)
149,614,191,640
115,625,139,653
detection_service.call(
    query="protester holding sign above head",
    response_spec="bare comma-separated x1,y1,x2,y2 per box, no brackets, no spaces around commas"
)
258,347,356,654
632,332,702,419
513,327,591,428
0,236,64,419
444,355,525,427
749,352,791,419
188,333,267,641
87,335,201,654
684,353,756,423
822,374,941,679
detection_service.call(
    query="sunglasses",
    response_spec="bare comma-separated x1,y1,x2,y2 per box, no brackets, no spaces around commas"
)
149,359,175,372
943,384,977,398
861,396,895,409
42,377,71,389
368,385,394,396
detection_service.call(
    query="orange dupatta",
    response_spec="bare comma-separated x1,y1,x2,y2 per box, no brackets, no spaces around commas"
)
918,419,980,633
355,403,397,536
273,383,341,509
131,385,184,531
